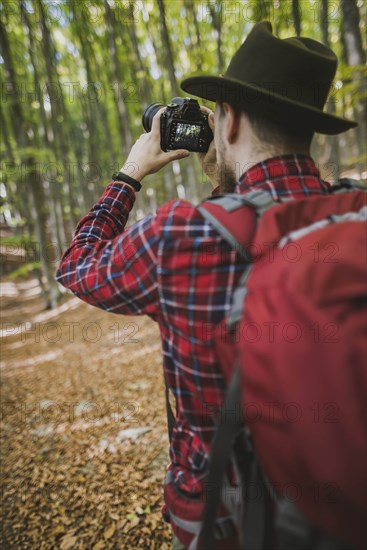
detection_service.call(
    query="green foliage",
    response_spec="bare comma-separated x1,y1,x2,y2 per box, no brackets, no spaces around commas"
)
1,0,366,231
0,234,36,248
8,262,42,280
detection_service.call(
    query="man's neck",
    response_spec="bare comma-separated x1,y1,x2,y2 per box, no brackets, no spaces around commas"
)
232,145,311,179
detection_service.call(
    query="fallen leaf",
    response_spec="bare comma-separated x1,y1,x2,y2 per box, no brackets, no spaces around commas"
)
117,427,151,441
103,523,115,540
60,534,78,550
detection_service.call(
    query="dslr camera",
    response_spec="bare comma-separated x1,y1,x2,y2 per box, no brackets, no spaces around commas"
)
142,97,213,153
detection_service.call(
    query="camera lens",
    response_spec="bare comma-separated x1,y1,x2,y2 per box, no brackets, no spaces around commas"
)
142,103,164,132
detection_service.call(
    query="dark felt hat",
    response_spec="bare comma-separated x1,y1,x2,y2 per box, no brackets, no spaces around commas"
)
181,22,357,135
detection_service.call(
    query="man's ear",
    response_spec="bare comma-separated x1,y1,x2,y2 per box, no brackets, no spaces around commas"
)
222,102,241,144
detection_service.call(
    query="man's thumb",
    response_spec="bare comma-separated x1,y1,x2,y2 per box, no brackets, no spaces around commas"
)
169,149,191,160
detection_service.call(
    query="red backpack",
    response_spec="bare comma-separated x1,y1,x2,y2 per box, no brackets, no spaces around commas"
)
197,180,367,550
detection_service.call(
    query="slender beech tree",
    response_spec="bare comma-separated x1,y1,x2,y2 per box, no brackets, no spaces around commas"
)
208,1,224,73
292,0,301,36
156,0,180,96
183,0,203,72
320,0,340,181
0,18,59,308
127,0,151,106
340,0,366,167
104,0,133,152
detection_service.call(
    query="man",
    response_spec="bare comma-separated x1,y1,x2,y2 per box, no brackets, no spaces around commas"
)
57,22,356,549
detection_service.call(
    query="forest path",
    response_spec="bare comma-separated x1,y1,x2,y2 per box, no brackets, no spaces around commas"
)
1,276,172,549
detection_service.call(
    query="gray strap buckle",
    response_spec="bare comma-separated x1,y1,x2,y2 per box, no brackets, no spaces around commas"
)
205,189,276,216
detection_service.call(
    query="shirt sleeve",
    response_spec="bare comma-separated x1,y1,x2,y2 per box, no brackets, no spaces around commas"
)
56,182,160,320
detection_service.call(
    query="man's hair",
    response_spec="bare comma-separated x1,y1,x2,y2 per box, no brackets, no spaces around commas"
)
218,103,314,153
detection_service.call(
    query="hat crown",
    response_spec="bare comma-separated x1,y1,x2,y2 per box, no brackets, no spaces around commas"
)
225,21,337,109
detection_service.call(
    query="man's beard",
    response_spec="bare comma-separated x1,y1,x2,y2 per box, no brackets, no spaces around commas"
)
218,159,238,193
216,136,238,193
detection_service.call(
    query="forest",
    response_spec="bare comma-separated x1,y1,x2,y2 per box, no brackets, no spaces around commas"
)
1,2,366,549
0,0,366,307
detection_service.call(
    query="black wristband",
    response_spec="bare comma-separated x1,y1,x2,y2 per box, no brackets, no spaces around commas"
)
112,171,142,192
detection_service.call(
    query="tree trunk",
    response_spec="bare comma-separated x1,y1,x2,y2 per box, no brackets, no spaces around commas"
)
183,0,203,71
0,103,32,232
76,92,98,208
104,0,133,153
156,0,180,96
78,46,102,189
292,0,301,36
340,0,367,174
0,105,13,162
163,166,174,199
320,0,340,182
341,0,365,65
20,2,50,149
208,1,224,73
254,1,272,23
27,160,59,309
128,0,151,105
142,16,169,103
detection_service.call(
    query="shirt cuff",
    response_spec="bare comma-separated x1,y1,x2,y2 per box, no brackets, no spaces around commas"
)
107,180,137,197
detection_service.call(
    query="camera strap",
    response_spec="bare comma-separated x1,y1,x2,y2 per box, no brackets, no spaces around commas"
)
165,381,175,442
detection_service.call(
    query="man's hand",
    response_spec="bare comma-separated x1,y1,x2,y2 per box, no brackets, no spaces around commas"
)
120,108,191,183
197,107,221,189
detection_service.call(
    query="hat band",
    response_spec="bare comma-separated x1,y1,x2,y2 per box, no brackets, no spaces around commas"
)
203,79,331,110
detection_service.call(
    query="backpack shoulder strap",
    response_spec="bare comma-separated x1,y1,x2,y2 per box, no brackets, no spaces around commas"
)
200,366,242,550
335,178,366,192
200,365,273,550
198,190,276,260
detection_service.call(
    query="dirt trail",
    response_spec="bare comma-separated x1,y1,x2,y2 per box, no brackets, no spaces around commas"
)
1,276,172,549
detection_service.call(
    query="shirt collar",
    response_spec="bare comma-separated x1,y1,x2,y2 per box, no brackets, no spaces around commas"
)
235,154,331,198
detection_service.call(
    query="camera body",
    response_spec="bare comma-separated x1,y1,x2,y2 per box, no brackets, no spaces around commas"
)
142,97,213,153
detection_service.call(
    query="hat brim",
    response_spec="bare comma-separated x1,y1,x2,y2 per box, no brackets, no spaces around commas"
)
181,75,357,135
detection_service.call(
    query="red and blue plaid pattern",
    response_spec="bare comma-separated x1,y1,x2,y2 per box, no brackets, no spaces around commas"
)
57,154,331,495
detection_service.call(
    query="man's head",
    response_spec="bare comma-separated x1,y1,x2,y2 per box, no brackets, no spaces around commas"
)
182,22,356,180
212,100,314,192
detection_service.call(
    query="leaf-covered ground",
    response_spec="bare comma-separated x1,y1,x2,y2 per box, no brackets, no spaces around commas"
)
1,276,172,549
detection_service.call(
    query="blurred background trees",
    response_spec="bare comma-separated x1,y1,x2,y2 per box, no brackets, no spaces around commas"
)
0,0,366,308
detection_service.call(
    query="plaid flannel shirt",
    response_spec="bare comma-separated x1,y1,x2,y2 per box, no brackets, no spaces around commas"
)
57,154,331,495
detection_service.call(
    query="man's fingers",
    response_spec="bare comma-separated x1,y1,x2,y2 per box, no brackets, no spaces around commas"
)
200,105,214,115
200,106,215,130
151,107,166,134
208,113,215,131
